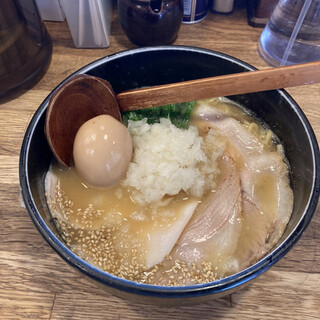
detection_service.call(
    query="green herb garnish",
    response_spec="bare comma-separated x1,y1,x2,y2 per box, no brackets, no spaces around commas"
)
122,101,196,129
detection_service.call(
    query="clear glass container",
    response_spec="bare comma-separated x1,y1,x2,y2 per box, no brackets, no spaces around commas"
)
259,0,320,66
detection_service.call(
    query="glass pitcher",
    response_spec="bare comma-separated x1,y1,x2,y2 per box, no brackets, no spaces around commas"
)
259,0,320,66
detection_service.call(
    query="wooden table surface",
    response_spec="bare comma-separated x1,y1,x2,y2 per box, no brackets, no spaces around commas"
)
1,5,319,320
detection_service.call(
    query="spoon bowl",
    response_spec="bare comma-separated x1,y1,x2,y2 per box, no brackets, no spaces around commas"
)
45,74,120,167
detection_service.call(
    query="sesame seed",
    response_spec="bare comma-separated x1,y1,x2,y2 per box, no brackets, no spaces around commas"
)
49,183,221,286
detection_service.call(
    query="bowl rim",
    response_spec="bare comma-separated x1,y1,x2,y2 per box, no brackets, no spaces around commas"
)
19,45,320,298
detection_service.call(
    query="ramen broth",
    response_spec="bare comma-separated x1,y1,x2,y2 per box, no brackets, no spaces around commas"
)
45,98,293,285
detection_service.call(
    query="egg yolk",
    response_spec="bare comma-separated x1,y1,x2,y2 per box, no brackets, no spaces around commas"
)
73,115,132,188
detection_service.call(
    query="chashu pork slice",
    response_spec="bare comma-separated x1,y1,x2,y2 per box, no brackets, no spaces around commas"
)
195,102,293,272
228,192,273,272
144,198,199,269
170,154,243,278
194,103,265,164
232,152,294,271
242,152,294,224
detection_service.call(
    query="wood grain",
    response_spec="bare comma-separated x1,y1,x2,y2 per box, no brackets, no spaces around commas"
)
117,61,320,110
0,6,319,320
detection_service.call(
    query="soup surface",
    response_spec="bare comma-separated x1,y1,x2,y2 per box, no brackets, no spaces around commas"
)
45,98,293,286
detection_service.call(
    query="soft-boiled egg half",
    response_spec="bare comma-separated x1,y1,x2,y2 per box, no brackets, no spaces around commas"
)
73,115,132,188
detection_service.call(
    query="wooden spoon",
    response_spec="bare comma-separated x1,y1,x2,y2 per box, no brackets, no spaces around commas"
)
45,61,320,167
117,60,320,110
45,75,121,167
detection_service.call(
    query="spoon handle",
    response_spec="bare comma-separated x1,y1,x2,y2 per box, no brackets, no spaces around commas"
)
117,61,320,111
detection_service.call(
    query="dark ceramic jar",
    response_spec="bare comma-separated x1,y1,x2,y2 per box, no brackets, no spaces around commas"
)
0,0,52,103
118,0,183,46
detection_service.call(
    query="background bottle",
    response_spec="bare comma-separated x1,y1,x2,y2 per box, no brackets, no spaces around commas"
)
259,0,320,66
183,0,209,23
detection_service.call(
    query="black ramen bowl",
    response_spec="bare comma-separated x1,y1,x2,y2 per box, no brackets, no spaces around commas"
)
19,46,320,305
